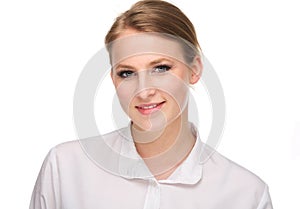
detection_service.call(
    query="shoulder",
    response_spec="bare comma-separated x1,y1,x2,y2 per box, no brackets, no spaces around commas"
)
206,147,266,186
43,128,129,168
213,150,265,186
201,145,269,205
49,128,127,155
202,144,265,184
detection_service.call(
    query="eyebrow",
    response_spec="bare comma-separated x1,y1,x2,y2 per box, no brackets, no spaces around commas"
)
149,58,173,65
113,58,173,71
113,64,136,71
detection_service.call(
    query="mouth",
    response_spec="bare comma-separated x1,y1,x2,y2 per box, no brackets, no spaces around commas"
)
135,101,166,115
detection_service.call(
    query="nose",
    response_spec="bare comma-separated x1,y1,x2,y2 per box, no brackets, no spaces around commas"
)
136,70,156,100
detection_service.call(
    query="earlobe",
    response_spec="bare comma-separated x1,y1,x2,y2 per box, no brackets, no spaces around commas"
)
189,55,203,84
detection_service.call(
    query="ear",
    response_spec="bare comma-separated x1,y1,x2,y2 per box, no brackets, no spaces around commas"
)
189,55,203,84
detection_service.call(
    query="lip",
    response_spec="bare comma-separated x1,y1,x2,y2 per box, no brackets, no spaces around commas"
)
135,101,165,115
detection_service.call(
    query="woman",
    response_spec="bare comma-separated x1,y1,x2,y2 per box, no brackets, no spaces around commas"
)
30,0,273,208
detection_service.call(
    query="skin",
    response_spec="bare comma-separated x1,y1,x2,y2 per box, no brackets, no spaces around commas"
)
110,28,202,179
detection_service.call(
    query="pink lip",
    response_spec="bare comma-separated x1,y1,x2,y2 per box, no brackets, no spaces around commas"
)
135,101,165,115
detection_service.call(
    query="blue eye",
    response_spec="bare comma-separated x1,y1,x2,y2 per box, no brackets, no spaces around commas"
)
153,65,171,73
117,70,136,78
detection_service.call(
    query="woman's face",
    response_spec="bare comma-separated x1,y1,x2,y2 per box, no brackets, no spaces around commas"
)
110,30,201,131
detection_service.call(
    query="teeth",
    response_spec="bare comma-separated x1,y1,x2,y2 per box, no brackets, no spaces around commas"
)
140,104,157,109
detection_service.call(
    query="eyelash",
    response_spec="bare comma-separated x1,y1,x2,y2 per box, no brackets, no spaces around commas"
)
116,64,172,79
117,70,136,78
152,64,172,73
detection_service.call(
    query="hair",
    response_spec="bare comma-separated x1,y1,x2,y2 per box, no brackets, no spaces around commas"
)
105,0,201,62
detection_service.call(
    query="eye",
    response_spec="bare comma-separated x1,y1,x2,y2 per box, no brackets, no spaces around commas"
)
152,64,171,73
117,70,136,78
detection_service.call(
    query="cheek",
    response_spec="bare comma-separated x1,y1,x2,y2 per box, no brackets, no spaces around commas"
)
115,80,137,113
152,73,190,109
167,82,189,111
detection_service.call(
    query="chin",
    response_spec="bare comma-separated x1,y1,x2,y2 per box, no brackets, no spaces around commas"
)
132,112,185,133
131,113,168,132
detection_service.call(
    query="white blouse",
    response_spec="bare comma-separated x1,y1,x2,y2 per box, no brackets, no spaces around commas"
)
30,125,273,209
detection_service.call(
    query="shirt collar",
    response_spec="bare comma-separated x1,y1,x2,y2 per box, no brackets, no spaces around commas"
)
117,123,203,185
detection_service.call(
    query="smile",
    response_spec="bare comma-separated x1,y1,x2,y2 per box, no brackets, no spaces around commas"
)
135,101,165,115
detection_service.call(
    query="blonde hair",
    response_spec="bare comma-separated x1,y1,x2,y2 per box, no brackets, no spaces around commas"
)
105,0,201,62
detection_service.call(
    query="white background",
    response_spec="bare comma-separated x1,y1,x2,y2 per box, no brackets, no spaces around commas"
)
0,0,299,208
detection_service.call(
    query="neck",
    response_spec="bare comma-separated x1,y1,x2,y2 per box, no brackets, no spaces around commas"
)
131,108,196,178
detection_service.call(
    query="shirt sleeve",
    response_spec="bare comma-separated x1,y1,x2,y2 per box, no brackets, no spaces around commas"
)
29,148,61,209
256,184,273,209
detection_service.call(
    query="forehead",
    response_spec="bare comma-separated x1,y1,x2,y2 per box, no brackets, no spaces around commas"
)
109,32,186,67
